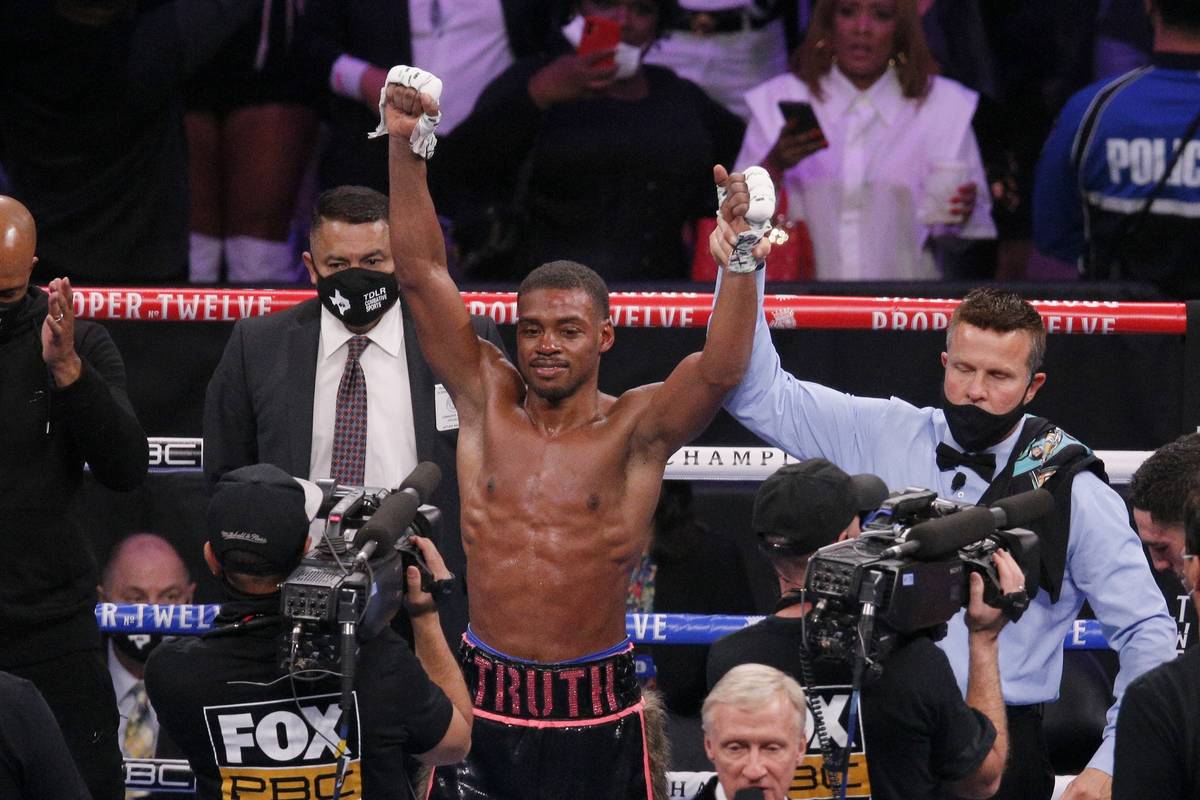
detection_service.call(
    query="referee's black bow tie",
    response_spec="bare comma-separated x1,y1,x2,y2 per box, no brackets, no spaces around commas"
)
936,443,996,482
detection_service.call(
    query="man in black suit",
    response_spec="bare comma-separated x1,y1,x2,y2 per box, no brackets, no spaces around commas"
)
298,0,565,193
203,185,503,640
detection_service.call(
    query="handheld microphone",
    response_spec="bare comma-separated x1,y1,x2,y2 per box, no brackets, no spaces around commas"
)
880,506,996,560
733,790,766,800
989,489,1053,529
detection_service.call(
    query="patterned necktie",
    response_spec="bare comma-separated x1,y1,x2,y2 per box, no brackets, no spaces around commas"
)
331,335,370,485
124,680,155,760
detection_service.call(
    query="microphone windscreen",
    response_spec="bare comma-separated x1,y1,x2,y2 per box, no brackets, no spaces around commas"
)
733,790,765,800
990,489,1054,529
399,462,442,504
357,491,421,549
905,506,997,560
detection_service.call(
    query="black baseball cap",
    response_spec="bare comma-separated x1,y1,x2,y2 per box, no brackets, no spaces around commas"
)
754,459,889,556
207,464,316,575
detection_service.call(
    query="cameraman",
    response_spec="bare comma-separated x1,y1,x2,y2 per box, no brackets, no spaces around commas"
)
145,464,471,799
707,460,1022,799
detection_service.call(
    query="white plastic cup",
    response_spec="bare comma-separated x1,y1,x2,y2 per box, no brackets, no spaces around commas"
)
919,160,970,225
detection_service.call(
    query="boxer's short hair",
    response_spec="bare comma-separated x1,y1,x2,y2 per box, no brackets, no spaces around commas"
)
518,260,610,320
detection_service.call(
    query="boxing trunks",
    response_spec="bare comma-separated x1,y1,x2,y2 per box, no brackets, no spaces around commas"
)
429,630,654,800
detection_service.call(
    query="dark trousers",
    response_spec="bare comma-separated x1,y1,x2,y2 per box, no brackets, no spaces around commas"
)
989,704,1055,800
8,648,123,800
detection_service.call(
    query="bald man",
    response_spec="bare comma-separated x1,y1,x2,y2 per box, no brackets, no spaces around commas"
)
98,534,195,766
0,195,149,800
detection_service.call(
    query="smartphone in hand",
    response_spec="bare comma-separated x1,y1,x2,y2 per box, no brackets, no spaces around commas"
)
778,100,828,150
578,16,621,70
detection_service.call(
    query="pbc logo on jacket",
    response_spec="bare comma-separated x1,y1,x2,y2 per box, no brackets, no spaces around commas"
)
203,692,362,799
792,685,872,799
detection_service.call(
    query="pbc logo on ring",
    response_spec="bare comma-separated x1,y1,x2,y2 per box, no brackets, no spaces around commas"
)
147,438,203,468
203,693,363,799
123,758,197,792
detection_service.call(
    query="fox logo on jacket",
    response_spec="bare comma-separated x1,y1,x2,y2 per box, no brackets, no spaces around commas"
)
203,692,363,799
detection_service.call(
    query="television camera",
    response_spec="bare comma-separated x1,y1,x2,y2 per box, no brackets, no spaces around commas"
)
279,462,446,683
804,486,1050,673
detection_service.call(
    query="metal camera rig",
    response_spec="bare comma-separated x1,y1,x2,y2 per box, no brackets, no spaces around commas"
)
279,464,445,681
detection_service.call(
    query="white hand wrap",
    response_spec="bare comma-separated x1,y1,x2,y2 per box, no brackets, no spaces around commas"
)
367,65,443,160
717,166,776,273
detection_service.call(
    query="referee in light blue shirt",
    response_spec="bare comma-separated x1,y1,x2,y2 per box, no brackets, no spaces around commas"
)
709,259,1175,800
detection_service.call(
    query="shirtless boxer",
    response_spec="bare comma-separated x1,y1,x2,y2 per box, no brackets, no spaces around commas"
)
379,68,771,800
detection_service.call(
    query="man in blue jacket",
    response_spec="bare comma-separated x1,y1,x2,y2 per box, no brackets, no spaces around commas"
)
1033,0,1200,296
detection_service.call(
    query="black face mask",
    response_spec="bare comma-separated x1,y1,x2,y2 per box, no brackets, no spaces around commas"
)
941,390,1029,453
316,268,399,328
111,632,164,665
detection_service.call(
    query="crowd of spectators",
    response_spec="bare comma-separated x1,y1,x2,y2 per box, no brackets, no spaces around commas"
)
1,0,1196,295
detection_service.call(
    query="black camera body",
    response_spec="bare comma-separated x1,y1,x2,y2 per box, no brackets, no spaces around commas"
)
280,482,441,674
804,488,1041,670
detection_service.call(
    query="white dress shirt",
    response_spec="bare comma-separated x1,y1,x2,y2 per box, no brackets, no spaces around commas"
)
408,0,513,133
644,1,787,119
309,302,419,489
736,65,996,280
330,0,512,134
109,640,159,757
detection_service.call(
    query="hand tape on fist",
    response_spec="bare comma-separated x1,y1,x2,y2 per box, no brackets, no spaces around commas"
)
742,166,776,237
368,65,443,160
728,232,763,273
720,166,776,273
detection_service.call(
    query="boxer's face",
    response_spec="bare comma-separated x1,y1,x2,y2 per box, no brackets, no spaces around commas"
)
516,288,613,402
941,324,1045,416
704,694,805,800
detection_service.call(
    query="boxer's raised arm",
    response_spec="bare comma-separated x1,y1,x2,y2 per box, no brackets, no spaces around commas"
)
385,73,489,413
632,166,769,458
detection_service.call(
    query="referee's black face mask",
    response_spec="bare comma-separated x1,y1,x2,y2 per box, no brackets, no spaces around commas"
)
941,387,1030,453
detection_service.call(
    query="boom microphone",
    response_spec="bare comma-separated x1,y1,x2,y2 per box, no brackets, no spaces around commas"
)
880,506,996,560
989,489,1054,529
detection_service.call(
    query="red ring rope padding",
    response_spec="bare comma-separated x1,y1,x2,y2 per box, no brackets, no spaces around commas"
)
65,287,1187,335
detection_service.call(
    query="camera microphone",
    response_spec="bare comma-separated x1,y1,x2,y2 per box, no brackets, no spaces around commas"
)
989,488,1053,529
397,461,442,504
880,506,996,560
880,489,1054,561
352,462,442,567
